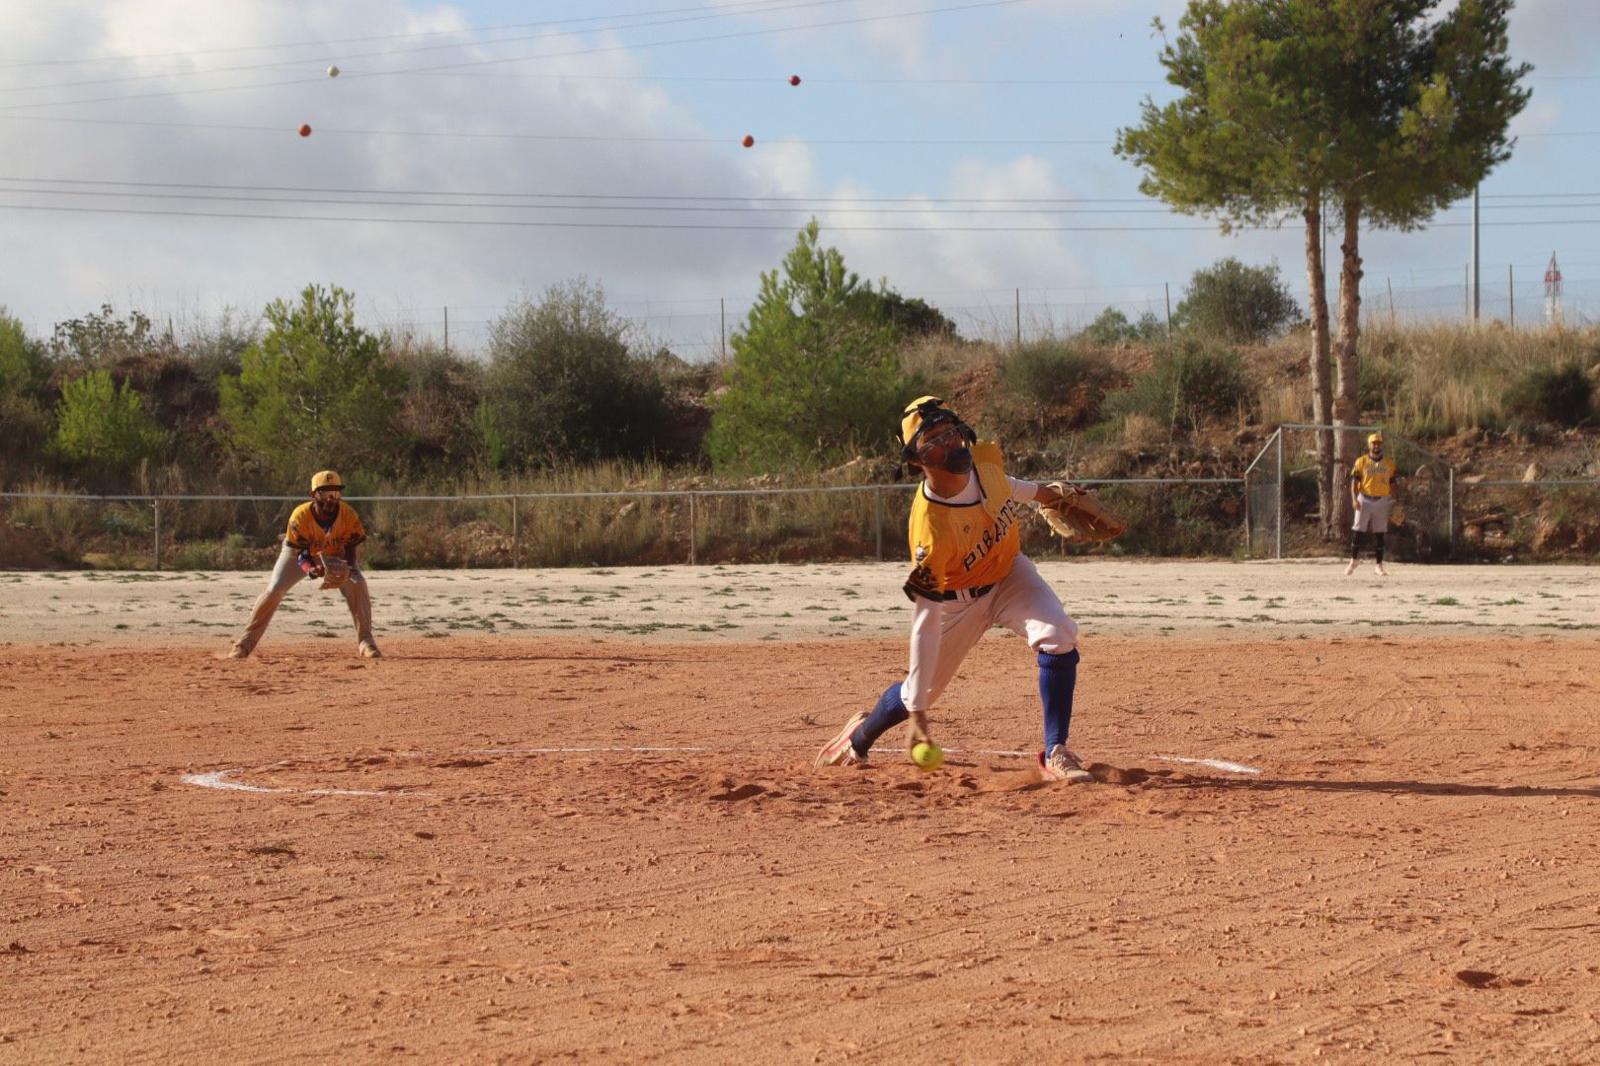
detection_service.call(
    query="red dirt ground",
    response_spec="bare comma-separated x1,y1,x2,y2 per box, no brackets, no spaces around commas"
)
3,636,1599,1063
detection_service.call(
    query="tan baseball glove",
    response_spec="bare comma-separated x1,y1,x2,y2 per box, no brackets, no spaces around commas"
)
1039,482,1127,542
318,553,352,591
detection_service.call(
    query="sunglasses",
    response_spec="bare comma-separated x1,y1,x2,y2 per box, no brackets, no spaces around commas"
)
314,487,343,496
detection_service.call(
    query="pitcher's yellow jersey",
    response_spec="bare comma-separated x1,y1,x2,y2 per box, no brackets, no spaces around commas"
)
285,501,367,556
903,441,1023,600
1351,454,1397,497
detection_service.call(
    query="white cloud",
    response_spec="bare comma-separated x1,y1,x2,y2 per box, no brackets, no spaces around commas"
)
0,1,1140,350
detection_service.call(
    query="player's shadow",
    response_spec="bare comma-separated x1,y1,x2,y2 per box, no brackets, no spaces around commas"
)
1129,769,1600,800
397,652,679,664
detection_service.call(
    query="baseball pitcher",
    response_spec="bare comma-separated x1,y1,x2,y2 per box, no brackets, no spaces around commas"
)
816,396,1107,783
229,470,381,660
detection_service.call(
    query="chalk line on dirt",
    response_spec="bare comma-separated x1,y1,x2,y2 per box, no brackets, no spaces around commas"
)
181,768,406,798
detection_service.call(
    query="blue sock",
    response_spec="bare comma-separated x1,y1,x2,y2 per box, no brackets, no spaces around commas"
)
851,681,909,754
1038,648,1079,752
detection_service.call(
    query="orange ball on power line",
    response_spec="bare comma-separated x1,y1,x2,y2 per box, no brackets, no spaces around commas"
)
298,123,312,137
789,74,801,86
741,134,755,148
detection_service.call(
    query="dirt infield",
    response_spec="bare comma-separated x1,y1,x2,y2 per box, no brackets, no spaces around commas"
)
3,563,1599,1063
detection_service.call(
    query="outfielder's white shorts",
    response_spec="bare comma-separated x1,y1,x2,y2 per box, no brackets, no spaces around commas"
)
1352,494,1394,533
904,553,1077,711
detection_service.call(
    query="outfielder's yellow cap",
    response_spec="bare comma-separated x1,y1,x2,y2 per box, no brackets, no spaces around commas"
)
1367,432,1384,446
310,470,344,492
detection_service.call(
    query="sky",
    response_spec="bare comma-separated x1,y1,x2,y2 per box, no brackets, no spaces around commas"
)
0,0,1597,359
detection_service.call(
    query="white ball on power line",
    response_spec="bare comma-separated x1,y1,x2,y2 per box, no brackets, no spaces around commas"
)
327,65,341,78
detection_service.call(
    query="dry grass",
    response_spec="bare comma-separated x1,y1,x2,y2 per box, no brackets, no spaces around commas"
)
1358,322,1600,435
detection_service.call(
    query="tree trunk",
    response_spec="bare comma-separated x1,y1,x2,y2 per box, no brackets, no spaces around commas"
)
1303,197,1335,537
1332,198,1365,537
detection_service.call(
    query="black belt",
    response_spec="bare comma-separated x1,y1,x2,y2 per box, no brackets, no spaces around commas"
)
941,583,995,602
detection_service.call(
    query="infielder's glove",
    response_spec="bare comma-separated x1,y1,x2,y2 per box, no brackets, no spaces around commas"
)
1039,482,1127,542
318,554,352,591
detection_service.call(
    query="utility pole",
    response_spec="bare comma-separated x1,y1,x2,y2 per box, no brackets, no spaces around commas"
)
1164,282,1172,340
1387,277,1395,326
1014,288,1021,347
1471,185,1481,324
719,298,726,360
443,306,449,357
1508,264,1515,329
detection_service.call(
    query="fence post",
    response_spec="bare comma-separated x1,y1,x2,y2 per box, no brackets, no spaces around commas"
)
874,487,884,560
1235,470,1248,557
1274,429,1284,560
688,493,697,566
152,498,161,570
1447,467,1455,557
511,494,520,569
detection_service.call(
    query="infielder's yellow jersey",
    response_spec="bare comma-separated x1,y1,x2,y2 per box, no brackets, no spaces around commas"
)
1351,454,1398,497
903,441,1023,600
284,501,367,555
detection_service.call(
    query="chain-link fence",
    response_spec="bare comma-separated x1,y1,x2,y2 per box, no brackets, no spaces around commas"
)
0,478,1250,570
1241,425,1600,560
1450,479,1600,559
1244,424,1456,560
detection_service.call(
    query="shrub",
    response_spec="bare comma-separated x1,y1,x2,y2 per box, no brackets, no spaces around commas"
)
1106,340,1251,431
707,221,906,472
1174,258,1302,343
49,305,159,367
0,311,54,485
219,284,403,483
867,286,960,339
51,369,167,473
390,338,486,471
480,278,670,467
1506,363,1595,427
987,339,1119,441
1079,307,1165,347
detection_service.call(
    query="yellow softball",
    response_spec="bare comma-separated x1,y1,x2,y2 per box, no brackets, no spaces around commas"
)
911,741,944,771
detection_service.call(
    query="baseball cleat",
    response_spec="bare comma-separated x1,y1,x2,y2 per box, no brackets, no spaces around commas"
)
358,640,383,659
1344,559,1358,575
1039,745,1093,783
815,711,869,767
227,643,250,660
1373,562,1387,576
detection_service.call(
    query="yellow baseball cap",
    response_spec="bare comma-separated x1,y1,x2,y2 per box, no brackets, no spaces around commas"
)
310,470,344,492
1367,432,1384,446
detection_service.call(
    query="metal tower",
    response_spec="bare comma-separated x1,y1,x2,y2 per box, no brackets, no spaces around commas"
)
1544,252,1563,326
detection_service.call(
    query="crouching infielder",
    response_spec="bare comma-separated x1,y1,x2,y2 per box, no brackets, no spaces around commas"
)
230,470,380,660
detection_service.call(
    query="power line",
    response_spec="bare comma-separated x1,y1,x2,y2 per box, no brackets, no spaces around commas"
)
3,182,1597,218
1,176,1594,210
4,108,1598,147
0,0,858,97
8,199,1600,233
0,112,1111,145
0,175,1154,204
0,0,845,70
0,185,1182,216
0,0,1034,114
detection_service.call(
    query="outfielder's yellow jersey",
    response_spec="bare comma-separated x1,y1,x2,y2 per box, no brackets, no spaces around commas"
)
904,441,1023,600
1351,454,1398,497
284,501,367,556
